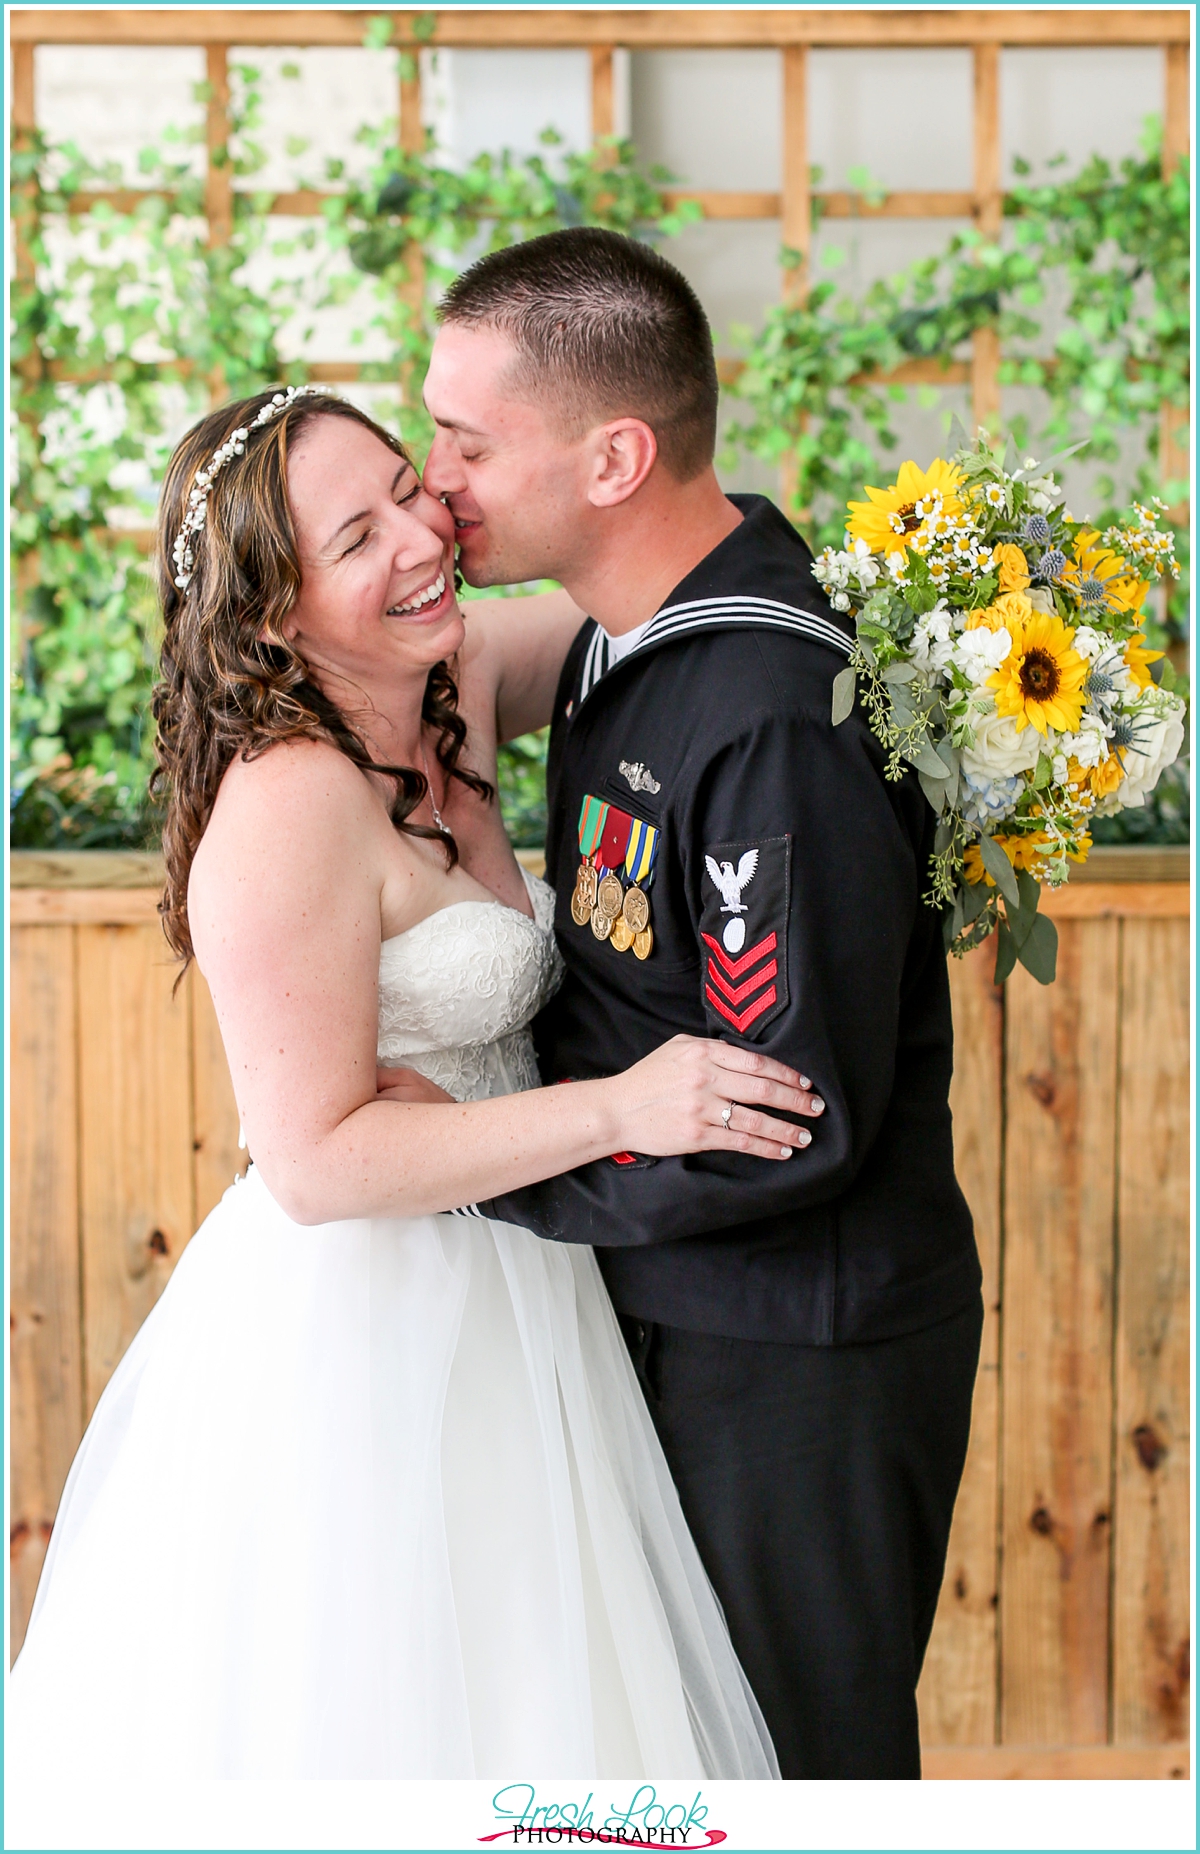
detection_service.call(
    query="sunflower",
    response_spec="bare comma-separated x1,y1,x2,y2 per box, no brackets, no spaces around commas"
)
992,543,1031,593
846,458,964,560
1123,633,1164,689
987,607,1088,736
1063,531,1149,617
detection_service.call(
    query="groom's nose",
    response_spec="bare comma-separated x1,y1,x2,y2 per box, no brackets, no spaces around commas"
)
422,429,463,498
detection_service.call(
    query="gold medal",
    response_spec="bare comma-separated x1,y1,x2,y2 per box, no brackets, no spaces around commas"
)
590,905,613,941
610,916,636,953
633,925,654,961
570,858,597,927
621,884,650,934
597,871,625,920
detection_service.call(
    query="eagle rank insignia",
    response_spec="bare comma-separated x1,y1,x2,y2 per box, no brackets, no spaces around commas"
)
699,835,790,1037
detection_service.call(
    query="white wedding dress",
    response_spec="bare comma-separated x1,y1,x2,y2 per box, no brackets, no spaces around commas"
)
9,870,777,1781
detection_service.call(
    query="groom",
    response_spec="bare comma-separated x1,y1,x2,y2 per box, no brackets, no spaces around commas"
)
422,228,983,1780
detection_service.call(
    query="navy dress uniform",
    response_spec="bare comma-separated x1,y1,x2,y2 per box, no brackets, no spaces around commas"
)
473,493,984,1778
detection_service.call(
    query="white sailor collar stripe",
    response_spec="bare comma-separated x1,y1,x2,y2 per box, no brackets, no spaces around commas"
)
575,594,851,708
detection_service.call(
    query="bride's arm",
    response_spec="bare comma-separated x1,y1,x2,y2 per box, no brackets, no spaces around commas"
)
189,739,815,1227
461,587,589,742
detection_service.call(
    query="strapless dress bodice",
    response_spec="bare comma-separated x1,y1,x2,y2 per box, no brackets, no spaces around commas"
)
375,867,563,1102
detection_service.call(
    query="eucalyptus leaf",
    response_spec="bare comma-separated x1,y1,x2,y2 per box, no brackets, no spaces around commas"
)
881,661,919,684
962,879,990,925
978,834,1020,907
934,817,955,856
1016,913,1058,985
951,888,966,939
993,920,1018,985
918,769,947,814
1006,892,1038,952
907,740,952,779
831,666,857,726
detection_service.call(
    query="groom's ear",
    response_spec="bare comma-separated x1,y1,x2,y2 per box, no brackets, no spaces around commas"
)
585,418,657,509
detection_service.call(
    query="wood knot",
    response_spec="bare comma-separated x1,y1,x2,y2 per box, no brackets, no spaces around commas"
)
1030,1505,1054,1536
1133,1423,1167,1471
1024,1071,1056,1108
954,1573,968,1601
148,1229,169,1257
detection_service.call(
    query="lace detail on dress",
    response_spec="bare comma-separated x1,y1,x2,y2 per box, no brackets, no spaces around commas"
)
375,869,562,1103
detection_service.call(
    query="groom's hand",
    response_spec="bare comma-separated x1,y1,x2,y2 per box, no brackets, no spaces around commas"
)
375,1065,457,1105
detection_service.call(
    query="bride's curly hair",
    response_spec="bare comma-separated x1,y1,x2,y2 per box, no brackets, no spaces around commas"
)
151,389,492,966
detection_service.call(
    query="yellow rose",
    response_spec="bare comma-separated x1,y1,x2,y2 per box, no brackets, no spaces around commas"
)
1088,750,1125,798
965,589,1035,633
992,543,1031,594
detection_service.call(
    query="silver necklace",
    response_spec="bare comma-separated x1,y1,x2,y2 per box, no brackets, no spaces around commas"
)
420,742,449,834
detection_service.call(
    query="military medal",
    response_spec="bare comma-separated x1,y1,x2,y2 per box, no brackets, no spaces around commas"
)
575,792,662,960
571,858,597,926
597,871,625,919
621,885,649,934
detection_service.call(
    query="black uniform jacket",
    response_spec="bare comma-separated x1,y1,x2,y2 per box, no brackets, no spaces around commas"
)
477,493,980,1346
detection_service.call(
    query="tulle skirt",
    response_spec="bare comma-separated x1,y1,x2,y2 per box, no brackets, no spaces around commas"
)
9,1167,777,1780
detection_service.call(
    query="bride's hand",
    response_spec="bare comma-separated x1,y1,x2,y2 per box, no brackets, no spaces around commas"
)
608,1036,824,1162
375,1066,457,1106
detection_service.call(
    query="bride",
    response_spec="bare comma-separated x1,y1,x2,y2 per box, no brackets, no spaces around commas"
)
10,387,815,1781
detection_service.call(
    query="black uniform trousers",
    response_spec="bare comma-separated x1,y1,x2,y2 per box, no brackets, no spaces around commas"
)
619,1295,983,1779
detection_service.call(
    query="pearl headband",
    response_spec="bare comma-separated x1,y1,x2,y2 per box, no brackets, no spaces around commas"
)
170,385,327,592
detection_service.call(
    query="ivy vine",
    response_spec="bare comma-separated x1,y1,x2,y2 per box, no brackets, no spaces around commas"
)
10,65,1189,851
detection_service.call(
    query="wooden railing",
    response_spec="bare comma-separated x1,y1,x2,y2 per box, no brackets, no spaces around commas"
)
9,845,1190,1777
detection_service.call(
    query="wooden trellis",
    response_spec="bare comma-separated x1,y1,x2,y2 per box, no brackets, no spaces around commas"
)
9,7,1192,496
7,8,1192,1779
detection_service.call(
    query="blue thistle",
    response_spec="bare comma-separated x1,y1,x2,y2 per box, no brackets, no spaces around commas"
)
1022,514,1051,545
1086,667,1117,699
1078,576,1108,607
1036,548,1067,582
1109,714,1149,756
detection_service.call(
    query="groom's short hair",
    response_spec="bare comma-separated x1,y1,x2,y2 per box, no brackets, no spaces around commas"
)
438,228,719,483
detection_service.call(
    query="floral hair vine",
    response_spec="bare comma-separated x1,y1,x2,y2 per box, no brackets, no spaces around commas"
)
170,385,328,591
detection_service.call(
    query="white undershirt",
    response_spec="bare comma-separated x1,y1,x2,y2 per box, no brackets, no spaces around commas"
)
599,615,655,666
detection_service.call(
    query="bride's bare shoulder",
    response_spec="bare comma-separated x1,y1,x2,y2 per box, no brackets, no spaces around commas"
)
188,738,385,953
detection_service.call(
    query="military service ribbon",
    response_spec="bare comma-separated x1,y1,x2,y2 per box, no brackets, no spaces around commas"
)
574,794,658,957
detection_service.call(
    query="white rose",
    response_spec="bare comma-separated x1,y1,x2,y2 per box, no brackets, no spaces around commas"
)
961,702,1044,781
953,625,1013,685
911,607,954,673
1072,624,1107,661
1113,699,1187,808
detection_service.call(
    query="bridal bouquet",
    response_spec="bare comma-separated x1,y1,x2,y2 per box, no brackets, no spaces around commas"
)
816,431,1184,984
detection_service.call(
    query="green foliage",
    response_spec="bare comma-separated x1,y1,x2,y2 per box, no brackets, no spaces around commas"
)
727,131,1189,622
10,71,691,849
10,77,1189,852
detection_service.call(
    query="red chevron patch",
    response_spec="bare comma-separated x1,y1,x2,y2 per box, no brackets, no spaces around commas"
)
701,930,778,981
705,983,778,1035
706,956,778,1008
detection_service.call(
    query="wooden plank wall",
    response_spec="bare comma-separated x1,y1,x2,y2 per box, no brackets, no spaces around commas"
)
8,862,1190,1778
